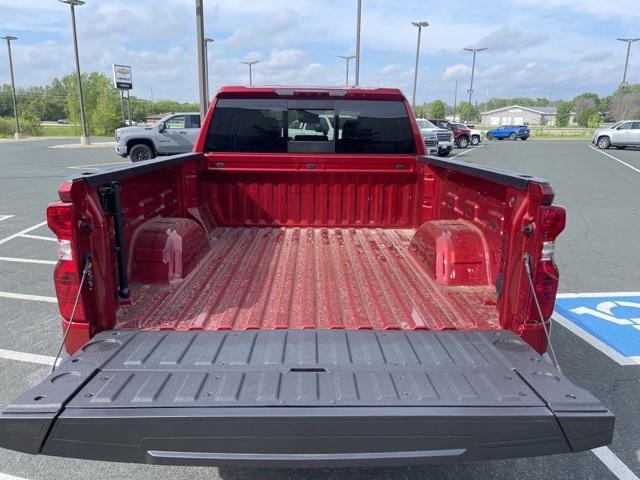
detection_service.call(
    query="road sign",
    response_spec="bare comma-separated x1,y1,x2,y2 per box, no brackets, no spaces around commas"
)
112,64,132,90
554,292,640,365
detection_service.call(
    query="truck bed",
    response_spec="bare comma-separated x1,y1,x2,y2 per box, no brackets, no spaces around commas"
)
116,227,500,332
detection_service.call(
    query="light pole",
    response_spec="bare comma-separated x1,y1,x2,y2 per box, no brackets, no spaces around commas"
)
355,0,362,86
617,38,640,85
195,0,207,119
204,37,214,103
241,60,259,86
411,21,429,110
60,0,90,145
338,55,356,85
1,35,20,139
463,47,487,119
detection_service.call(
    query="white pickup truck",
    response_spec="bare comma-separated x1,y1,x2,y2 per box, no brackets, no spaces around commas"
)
115,112,201,162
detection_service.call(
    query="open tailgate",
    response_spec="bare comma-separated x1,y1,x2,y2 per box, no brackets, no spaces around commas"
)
0,330,613,467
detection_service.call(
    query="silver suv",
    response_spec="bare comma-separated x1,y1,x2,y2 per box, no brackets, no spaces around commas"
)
115,112,201,162
592,120,640,149
415,118,454,157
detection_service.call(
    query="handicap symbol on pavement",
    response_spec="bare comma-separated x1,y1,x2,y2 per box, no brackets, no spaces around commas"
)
554,293,640,365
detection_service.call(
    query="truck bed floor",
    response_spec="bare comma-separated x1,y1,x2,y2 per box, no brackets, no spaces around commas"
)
116,227,499,331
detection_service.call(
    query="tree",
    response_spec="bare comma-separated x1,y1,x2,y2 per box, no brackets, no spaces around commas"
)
572,92,599,119
577,107,597,127
587,112,601,129
555,101,573,127
458,101,480,122
92,86,121,135
429,100,446,119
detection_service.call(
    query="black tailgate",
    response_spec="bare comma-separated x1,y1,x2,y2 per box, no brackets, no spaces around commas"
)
0,330,613,467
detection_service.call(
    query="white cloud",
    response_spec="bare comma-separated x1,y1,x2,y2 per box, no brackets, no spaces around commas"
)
443,64,471,80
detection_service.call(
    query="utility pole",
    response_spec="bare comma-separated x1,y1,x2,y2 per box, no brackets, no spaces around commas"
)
60,0,90,145
195,0,208,119
617,38,640,85
204,37,214,103
452,81,458,122
338,55,356,85
241,60,259,86
355,0,362,86
463,47,487,119
410,21,429,110
1,35,20,139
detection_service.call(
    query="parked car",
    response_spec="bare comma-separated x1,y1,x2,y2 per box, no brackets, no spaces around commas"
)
0,85,612,468
487,125,530,141
56,118,68,125
592,120,640,149
115,112,201,162
416,118,454,156
455,123,483,146
429,118,471,149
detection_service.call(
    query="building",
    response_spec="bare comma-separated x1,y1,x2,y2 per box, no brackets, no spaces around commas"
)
481,105,576,126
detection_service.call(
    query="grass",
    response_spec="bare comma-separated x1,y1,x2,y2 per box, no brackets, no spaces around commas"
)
40,125,83,137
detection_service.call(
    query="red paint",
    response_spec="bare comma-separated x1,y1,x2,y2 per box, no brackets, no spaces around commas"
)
50,86,564,355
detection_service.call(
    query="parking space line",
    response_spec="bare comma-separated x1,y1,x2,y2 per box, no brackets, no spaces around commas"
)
592,446,640,480
588,145,640,174
0,221,47,246
0,472,30,480
18,233,56,242
0,257,56,265
0,348,57,367
0,215,14,223
557,292,640,298
451,145,485,159
0,292,57,303
66,161,128,170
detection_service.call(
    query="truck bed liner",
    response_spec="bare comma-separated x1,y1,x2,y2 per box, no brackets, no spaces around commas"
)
0,330,613,466
116,227,499,331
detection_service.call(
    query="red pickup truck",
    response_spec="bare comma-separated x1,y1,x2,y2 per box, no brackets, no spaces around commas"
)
0,86,612,467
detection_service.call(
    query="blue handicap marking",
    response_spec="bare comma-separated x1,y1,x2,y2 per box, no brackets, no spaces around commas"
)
555,294,640,359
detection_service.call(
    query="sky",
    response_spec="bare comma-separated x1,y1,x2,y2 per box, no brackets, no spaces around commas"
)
0,0,638,105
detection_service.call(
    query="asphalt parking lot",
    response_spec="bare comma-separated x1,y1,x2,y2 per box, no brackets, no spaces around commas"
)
0,138,638,480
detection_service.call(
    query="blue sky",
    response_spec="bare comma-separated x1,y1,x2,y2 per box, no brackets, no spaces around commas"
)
0,0,638,104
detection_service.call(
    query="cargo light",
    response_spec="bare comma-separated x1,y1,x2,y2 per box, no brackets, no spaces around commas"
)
274,88,348,97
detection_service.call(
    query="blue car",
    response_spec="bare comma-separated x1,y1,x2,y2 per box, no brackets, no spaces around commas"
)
487,125,530,141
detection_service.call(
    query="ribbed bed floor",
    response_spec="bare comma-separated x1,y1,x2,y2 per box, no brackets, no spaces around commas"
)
115,227,500,331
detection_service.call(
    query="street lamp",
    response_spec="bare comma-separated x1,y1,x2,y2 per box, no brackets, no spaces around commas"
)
241,60,259,86
59,0,90,145
355,0,362,86
617,38,640,85
338,55,356,85
204,37,214,102
1,35,20,139
411,21,429,110
463,47,487,117
195,0,207,119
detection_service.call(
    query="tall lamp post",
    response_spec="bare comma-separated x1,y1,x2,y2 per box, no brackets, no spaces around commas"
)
617,38,640,86
411,21,429,110
60,0,90,145
463,47,487,119
204,37,214,104
338,55,356,85
195,0,208,119
241,60,259,86
1,35,20,139
354,0,362,86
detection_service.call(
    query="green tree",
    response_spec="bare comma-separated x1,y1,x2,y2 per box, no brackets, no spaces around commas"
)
429,100,446,119
91,87,121,135
458,101,480,122
577,107,597,127
587,112,601,128
556,101,572,127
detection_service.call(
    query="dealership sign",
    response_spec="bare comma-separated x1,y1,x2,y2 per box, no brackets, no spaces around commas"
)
112,64,132,90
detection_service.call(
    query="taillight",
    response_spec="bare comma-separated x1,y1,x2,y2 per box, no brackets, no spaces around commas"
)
529,205,566,320
47,202,86,322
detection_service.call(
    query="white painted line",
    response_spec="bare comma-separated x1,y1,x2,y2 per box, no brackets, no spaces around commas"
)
66,161,128,170
0,348,58,367
18,233,57,242
451,144,485,160
588,145,640,174
557,292,640,298
0,471,31,480
0,292,57,303
0,221,47,245
0,256,57,265
0,215,15,223
553,311,640,366
592,446,640,480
